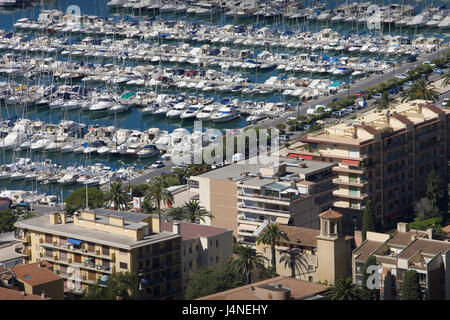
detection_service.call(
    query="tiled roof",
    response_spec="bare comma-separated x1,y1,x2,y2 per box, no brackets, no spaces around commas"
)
11,261,61,287
160,220,231,241
318,209,342,219
0,287,47,300
386,230,428,247
277,225,320,248
397,238,450,259
197,276,329,300
353,240,383,262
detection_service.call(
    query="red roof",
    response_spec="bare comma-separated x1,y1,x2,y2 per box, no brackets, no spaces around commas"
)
160,220,231,241
0,287,48,300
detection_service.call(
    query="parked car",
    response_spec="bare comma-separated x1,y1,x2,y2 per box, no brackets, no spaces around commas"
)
403,80,413,86
389,88,399,94
433,68,444,74
406,55,417,62
353,91,366,97
151,160,165,168
372,93,382,100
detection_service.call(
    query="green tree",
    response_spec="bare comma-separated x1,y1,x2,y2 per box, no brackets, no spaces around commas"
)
182,200,213,223
414,198,441,221
107,182,131,211
374,91,396,110
257,223,289,273
145,177,174,218
360,255,380,300
401,270,422,300
400,78,439,102
165,206,186,221
0,210,17,232
362,199,376,242
425,169,444,207
228,244,268,284
279,248,309,278
441,69,450,88
185,264,246,300
325,277,362,300
83,272,140,300
64,187,105,210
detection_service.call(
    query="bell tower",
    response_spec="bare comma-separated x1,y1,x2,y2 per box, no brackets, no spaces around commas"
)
316,209,351,285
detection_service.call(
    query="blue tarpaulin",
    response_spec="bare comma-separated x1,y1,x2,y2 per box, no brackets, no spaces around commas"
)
67,238,81,246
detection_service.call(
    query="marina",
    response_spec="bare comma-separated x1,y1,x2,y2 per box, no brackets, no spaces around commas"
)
0,0,448,198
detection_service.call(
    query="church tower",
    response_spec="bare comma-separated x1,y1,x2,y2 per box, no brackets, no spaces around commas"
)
316,209,351,285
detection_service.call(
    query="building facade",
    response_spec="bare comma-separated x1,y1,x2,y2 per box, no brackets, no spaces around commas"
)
352,222,450,300
160,220,233,295
190,156,336,245
256,209,352,285
14,209,183,299
292,101,449,227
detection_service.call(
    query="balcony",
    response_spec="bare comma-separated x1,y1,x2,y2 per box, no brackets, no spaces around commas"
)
237,214,265,225
333,178,367,187
15,244,30,257
39,242,114,261
237,202,291,216
333,190,368,201
333,166,364,174
16,233,31,243
59,272,107,287
138,246,180,261
237,192,297,203
43,255,115,274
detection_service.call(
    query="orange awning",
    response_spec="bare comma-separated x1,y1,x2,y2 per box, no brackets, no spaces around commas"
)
288,153,313,160
342,159,360,166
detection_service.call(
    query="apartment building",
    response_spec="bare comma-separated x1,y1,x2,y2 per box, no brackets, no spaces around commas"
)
14,209,183,299
256,209,353,285
189,156,336,245
160,220,233,295
292,100,449,227
352,222,450,300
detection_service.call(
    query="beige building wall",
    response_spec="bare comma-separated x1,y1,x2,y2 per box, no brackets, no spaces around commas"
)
316,237,351,285
208,179,238,239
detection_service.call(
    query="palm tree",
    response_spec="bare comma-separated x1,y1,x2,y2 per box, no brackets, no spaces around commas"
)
165,206,186,221
400,78,439,102
442,69,450,88
229,244,268,284
325,277,362,300
145,177,174,218
279,248,309,278
107,182,131,210
256,223,289,273
182,200,213,223
373,91,396,110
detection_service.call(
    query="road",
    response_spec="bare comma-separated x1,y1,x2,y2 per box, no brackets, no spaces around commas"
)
258,50,443,129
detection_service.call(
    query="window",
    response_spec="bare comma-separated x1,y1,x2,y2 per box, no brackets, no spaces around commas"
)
308,276,313,282
209,240,212,246
120,262,128,269
216,240,219,247
195,245,199,252
189,247,192,254
216,256,219,263
189,261,192,268
210,257,213,263
119,249,127,255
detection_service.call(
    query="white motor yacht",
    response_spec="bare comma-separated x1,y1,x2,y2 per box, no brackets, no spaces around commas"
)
196,104,217,121
211,105,239,123
166,102,189,118
180,104,204,119
89,96,115,113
